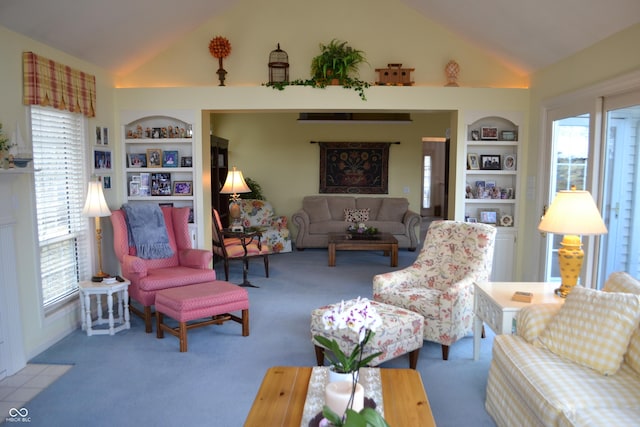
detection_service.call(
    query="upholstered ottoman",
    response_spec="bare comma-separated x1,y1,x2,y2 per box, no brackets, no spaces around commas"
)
311,299,424,369
155,280,249,352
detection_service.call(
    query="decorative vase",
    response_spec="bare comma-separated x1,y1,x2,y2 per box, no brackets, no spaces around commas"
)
328,367,354,383
325,380,364,416
445,60,460,87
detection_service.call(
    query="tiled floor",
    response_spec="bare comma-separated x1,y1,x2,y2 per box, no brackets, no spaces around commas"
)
0,364,72,422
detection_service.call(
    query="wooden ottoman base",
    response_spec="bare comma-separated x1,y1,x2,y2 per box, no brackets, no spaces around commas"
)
155,281,249,352
311,299,424,369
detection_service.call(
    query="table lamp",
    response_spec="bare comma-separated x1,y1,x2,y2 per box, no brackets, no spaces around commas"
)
220,166,250,232
82,180,112,280
538,187,607,297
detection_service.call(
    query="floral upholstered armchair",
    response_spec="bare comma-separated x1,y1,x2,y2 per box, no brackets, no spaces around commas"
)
373,220,496,360
239,199,292,253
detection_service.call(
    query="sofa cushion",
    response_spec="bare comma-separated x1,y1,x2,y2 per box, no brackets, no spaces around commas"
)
602,272,640,376
326,197,355,220
377,198,408,222
303,197,331,223
516,303,563,343
344,208,369,223
492,334,640,427
355,198,382,220
537,286,640,375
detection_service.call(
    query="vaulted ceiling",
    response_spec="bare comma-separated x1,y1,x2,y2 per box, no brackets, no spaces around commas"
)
1,0,639,76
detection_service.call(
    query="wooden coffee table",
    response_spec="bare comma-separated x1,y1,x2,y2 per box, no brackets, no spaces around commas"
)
244,366,435,427
328,233,398,267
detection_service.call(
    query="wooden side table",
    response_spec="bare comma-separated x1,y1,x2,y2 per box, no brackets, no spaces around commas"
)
472,282,563,360
79,279,131,336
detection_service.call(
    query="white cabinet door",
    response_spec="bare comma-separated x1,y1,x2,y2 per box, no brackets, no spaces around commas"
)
491,229,517,281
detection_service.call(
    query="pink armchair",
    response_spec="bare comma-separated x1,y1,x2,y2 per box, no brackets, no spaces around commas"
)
111,206,216,332
373,220,496,360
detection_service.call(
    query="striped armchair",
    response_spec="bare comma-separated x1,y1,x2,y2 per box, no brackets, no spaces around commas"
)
373,220,496,360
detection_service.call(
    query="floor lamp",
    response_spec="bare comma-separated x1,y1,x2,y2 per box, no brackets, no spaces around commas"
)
538,188,608,297
220,166,250,232
82,180,112,280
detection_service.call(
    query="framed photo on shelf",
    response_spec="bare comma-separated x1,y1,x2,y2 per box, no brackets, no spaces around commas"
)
503,154,516,170
481,127,498,140
151,173,172,196
471,130,480,141
181,156,193,167
94,149,112,170
479,209,499,225
173,181,193,196
128,153,147,168
162,150,179,167
147,149,162,167
480,155,501,170
467,153,480,170
466,217,478,223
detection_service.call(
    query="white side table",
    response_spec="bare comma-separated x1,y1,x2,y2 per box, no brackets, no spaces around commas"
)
79,279,131,336
473,282,563,360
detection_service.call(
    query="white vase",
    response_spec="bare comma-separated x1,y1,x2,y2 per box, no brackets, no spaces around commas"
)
328,367,355,383
325,381,365,416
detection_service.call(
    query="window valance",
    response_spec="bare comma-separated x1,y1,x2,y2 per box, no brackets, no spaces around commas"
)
22,52,96,118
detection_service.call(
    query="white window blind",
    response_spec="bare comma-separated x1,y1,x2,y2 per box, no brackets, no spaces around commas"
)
31,106,90,309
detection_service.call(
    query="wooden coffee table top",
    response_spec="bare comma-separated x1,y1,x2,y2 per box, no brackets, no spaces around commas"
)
329,232,398,245
244,366,435,427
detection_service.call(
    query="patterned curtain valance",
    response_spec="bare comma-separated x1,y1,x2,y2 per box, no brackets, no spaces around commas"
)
22,52,96,118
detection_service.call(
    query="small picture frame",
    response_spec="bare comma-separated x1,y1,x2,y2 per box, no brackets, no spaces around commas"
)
102,127,109,145
95,126,102,145
503,154,516,170
467,153,480,170
471,130,480,141
147,149,162,167
481,127,498,140
151,128,162,139
173,181,193,196
129,180,140,197
128,153,147,168
181,156,193,167
94,150,112,170
162,150,179,167
500,130,517,141
101,176,111,190
479,209,499,224
480,155,501,170
466,217,478,223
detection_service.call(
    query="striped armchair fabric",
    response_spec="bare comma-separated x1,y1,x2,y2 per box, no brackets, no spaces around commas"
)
373,220,496,360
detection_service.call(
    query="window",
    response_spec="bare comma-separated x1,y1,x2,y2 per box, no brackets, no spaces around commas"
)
31,106,90,311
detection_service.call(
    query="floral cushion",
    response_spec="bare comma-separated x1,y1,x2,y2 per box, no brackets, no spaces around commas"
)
239,199,291,253
310,299,424,366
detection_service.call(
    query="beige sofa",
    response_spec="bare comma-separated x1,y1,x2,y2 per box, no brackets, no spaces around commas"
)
486,272,640,427
291,196,420,250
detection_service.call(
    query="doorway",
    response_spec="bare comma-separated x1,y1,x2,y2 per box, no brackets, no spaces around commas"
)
421,137,449,219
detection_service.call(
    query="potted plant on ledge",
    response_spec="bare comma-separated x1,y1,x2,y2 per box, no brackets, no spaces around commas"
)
265,39,371,100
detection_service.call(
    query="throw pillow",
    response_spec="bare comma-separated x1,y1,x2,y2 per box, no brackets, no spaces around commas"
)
602,271,640,376
537,286,640,375
344,208,370,223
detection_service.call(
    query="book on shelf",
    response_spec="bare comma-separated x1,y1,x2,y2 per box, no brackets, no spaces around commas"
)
512,291,533,303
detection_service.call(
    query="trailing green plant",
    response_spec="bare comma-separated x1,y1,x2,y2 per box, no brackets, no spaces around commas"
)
240,177,264,200
264,39,370,100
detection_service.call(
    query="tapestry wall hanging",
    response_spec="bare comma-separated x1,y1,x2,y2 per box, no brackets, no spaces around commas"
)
318,142,390,194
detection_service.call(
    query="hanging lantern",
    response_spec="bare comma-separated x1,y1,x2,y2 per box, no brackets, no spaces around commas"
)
268,43,289,84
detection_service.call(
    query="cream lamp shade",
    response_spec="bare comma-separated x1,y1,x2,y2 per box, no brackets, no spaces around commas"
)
220,166,250,231
83,181,111,279
538,189,607,297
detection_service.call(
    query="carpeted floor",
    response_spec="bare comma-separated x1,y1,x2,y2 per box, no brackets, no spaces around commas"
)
23,240,497,427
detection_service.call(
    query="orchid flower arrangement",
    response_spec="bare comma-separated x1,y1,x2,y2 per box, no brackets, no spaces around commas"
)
314,298,389,427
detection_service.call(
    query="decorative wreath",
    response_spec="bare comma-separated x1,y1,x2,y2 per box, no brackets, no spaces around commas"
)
209,36,232,59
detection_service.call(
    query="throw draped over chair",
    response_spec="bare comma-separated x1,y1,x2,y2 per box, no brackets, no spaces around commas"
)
212,208,270,282
111,206,216,333
373,220,497,360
